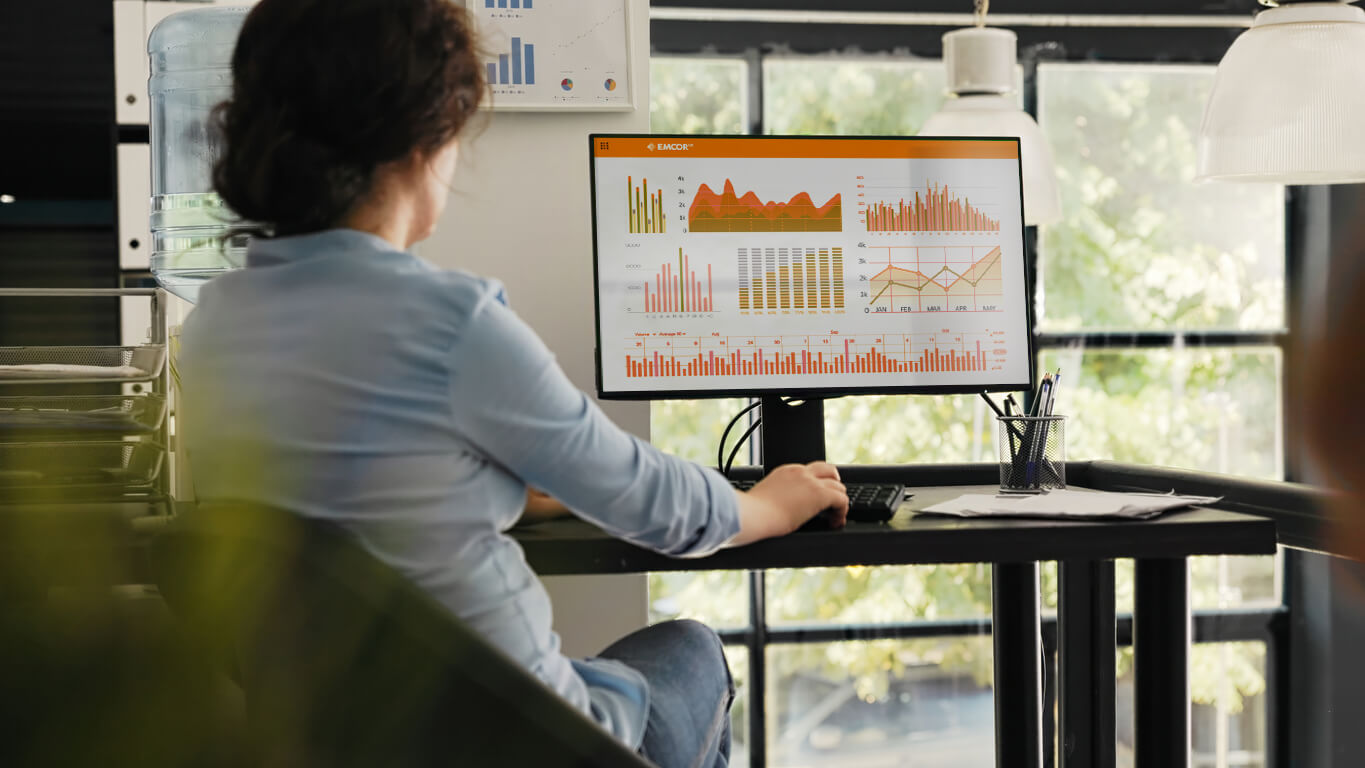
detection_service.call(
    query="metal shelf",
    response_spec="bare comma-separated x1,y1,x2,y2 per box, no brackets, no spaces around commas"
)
0,345,167,386
0,440,166,499
0,394,167,438
0,287,172,501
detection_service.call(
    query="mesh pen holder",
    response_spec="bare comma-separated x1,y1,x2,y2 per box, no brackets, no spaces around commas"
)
997,416,1066,492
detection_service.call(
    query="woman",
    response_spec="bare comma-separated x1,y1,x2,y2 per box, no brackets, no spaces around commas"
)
176,1,848,766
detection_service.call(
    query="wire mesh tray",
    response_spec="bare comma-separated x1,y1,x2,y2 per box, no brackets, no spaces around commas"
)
0,441,165,497
0,394,167,438
0,346,166,385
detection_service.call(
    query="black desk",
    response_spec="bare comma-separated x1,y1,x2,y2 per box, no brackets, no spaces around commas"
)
518,483,1272,575
514,464,1278,768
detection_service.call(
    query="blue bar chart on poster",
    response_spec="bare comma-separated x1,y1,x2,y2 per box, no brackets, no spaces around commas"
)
472,0,632,110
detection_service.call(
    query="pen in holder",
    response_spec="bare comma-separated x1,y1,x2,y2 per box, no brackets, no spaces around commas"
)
997,415,1066,492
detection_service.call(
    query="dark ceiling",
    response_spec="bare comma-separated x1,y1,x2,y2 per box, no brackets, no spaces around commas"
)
650,0,1267,14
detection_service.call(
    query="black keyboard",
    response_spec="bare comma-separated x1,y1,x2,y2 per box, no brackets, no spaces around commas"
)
729,479,906,528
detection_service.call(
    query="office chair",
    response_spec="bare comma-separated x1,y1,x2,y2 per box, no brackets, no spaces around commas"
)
151,502,655,768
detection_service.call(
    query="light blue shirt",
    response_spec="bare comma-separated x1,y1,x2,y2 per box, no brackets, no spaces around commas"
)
177,228,741,748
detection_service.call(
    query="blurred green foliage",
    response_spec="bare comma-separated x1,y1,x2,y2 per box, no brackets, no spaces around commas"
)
645,57,1280,729
1037,64,1284,333
650,58,747,135
763,59,947,136
1042,347,1282,480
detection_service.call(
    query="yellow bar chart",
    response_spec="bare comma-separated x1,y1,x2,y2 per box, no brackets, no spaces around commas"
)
737,247,844,313
627,176,665,234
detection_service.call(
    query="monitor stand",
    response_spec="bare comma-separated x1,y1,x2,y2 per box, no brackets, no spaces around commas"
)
760,396,826,475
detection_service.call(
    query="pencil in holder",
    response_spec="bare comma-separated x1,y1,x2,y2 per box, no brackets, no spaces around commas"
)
997,415,1066,492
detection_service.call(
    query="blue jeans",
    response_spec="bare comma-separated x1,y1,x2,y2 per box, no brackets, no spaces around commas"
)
599,619,734,768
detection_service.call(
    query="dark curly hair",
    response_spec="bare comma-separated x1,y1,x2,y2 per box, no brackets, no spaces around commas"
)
212,0,484,236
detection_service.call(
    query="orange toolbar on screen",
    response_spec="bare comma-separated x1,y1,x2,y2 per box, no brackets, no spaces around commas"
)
592,136,1019,160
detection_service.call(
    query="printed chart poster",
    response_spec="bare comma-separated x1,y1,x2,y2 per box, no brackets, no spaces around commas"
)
471,0,632,110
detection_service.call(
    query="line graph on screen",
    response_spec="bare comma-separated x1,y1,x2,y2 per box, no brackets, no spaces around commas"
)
860,245,1003,314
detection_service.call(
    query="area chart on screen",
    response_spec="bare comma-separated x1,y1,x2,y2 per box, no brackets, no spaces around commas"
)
689,180,842,233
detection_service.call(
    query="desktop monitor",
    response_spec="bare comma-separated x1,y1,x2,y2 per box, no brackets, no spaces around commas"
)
588,134,1035,468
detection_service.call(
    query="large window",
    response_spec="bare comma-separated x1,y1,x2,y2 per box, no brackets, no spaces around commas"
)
648,25,1286,768
1036,61,1282,767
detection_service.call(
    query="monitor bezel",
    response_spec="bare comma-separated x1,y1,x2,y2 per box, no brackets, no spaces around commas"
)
588,132,1036,401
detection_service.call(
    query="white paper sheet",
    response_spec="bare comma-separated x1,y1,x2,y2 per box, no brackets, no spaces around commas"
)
920,489,1222,520
0,363,147,379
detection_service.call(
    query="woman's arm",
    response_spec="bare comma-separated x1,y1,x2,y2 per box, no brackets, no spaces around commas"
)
447,290,843,555
517,464,849,540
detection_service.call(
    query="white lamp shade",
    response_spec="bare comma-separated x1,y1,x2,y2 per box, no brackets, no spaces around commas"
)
1198,2,1365,184
942,27,1016,95
922,26,1062,226
921,95,1062,226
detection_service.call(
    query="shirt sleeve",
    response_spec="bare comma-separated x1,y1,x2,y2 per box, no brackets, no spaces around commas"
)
446,289,740,557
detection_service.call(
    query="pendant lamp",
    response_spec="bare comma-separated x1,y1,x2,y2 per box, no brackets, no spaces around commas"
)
1198,1,1365,183
919,9,1061,225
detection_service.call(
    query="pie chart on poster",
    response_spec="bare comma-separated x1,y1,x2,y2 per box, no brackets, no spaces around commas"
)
472,1,631,108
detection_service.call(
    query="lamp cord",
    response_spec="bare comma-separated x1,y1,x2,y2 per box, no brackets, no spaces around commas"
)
974,0,989,27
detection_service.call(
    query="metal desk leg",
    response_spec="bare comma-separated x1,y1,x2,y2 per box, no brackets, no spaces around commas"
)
1058,559,1116,768
992,562,1043,768
1134,558,1190,768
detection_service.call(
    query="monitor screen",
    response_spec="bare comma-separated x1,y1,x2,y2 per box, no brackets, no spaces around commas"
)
589,134,1034,400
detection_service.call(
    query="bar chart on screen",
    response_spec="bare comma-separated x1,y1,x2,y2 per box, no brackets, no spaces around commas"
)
635,249,714,314
626,176,665,234
859,245,1004,314
619,330,1010,379
860,179,1001,233
737,247,845,313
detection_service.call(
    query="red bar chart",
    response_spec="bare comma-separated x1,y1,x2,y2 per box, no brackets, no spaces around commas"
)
865,182,1000,233
643,248,714,314
621,331,1007,378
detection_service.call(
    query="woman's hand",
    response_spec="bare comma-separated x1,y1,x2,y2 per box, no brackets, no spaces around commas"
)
728,462,848,546
517,487,572,525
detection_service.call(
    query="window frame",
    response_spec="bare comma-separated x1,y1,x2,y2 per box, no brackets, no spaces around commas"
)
650,10,1293,767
